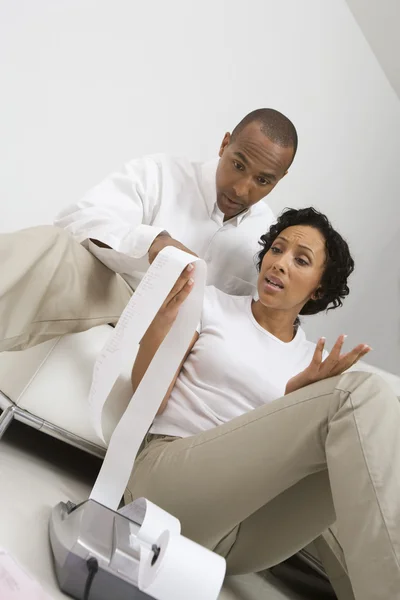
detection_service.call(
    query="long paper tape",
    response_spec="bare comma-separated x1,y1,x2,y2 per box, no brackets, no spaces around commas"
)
88,245,204,441
138,529,226,600
89,246,206,509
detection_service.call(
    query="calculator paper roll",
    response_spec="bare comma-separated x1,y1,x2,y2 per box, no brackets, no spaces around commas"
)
89,246,206,509
138,530,226,600
120,497,181,544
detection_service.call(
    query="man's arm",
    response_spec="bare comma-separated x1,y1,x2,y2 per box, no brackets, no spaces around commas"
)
147,231,197,264
55,155,197,269
90,239,111,249
55,157,163,257
90,231,197,264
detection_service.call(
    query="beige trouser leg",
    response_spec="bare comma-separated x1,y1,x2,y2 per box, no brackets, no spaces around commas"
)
315,529,355,600
318,393,400,600
126,371,400,600
0,225,132,351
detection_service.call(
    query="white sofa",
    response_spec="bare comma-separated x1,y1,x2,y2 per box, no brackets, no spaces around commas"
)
1,325,399,454
0,325,134,455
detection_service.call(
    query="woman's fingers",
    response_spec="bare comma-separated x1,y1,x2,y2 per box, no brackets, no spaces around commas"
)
165,264,195,304
321,334,347,373
171,276,195,307
331,344,372,376
308,337,326,373
157,264,195,323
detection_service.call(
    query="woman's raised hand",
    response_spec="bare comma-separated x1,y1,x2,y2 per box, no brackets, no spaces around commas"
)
285,335,371,395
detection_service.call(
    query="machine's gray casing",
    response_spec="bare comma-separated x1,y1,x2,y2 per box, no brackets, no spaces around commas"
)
49,499,152,600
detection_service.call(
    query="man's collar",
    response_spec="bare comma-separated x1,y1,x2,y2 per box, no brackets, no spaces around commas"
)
200,159,219,216
200,158,251,225
235,208,251,225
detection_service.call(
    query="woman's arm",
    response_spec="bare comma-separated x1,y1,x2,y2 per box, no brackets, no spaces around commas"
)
133,329,199,415
131,262,199,414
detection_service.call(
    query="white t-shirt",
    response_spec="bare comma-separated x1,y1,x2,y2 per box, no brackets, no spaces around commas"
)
151,286,321,438
55,154,274,296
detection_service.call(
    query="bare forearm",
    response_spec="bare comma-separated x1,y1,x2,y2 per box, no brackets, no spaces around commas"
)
130,262,196,414
131,323,170,393
132,327,198,416
90,239,111,249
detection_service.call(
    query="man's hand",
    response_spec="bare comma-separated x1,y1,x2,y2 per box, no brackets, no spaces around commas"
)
285,335,371,395
148,232,198,264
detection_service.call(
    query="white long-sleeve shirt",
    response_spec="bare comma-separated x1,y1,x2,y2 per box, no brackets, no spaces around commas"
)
55,154,275,295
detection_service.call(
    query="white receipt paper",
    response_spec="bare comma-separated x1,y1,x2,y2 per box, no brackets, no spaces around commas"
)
0,549,52,600
87,247,226,600
89,246,206,510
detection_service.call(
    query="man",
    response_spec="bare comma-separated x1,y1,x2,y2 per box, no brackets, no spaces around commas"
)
0,108,297,351
55,108,297,293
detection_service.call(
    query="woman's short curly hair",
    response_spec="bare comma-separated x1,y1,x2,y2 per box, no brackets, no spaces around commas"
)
257,207,355,316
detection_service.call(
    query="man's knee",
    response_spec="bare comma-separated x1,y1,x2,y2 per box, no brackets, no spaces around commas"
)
5,224,75,255
1,225,78,268
31,224,73,246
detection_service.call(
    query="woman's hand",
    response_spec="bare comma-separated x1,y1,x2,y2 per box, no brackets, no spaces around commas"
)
151,263,195,331
285,335,372,395
132,263,196,397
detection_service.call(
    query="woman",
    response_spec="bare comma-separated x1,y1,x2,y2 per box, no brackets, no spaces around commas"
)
126,207,400,600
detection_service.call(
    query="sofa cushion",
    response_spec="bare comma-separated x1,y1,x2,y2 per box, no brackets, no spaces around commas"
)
0,326,137,446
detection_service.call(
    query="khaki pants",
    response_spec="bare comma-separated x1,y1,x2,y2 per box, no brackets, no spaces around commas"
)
1,226,399,599
0,225,131,351
126,372,400,599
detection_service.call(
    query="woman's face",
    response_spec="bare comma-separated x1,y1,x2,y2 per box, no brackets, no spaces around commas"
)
257,225,327,314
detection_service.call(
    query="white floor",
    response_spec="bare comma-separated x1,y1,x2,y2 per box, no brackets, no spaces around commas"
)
0,421,328,600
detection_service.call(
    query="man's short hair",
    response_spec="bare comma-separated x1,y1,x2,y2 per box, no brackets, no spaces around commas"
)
232,108,298,168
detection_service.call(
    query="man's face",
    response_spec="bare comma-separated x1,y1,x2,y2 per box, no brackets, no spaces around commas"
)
215,121,294,220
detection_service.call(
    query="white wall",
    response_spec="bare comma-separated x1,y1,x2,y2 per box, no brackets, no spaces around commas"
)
1,0,400,374
346,0,400,99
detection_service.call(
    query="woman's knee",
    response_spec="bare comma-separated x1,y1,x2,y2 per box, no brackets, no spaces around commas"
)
336,370,397,409
336,369,380,390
